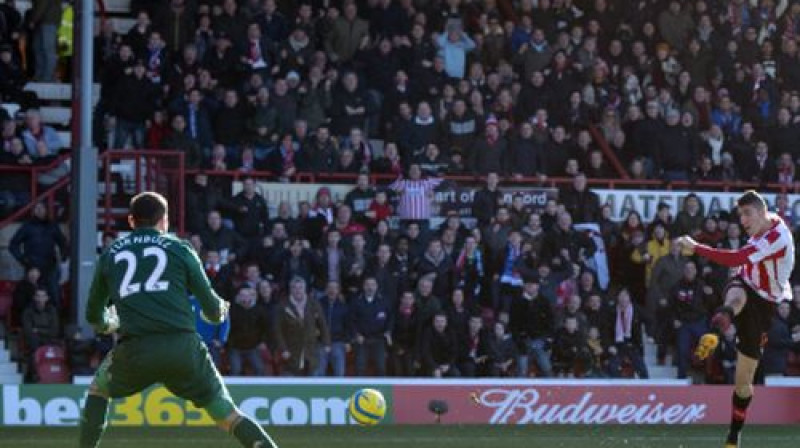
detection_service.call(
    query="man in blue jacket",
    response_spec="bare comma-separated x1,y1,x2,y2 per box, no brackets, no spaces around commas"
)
351,276,393,376
315,281,351,376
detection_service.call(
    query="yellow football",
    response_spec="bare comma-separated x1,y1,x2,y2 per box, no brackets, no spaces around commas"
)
348,388,387,426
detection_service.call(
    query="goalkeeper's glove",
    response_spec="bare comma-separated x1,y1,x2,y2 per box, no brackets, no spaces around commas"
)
101,305,120,334
200,300,230,324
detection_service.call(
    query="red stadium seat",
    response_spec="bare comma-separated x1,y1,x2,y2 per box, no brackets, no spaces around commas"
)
35,345,70,384
37,360,71,383
34,344,66,365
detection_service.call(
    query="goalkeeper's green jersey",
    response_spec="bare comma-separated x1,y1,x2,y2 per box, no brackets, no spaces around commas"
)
86,228,225,337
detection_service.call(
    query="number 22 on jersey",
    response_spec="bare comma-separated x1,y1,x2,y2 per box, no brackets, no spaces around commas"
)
114,247,171,298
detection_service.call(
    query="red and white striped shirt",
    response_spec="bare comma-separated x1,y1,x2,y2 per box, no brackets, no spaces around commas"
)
696,215,795,302
389,177,442,220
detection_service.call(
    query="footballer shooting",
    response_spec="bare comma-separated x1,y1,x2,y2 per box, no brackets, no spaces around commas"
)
676,190,795,448
79,192,279,448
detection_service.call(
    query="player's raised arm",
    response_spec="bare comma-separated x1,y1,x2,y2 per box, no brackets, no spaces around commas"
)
184,242,228,323
677,235,758,267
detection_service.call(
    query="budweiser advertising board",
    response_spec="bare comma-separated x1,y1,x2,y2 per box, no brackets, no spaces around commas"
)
393,385,800,425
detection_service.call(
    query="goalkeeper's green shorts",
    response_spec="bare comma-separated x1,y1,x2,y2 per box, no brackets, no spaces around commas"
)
93,332,230,410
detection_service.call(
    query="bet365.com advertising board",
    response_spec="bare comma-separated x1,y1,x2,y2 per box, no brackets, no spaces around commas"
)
2,381,800,426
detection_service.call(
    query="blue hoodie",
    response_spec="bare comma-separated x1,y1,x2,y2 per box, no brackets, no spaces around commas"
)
190,296,230,346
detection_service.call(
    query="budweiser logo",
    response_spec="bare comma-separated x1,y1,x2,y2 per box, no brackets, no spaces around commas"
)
477,389,707,425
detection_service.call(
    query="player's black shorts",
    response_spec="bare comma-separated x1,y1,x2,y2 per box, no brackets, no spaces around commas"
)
725,277,776,360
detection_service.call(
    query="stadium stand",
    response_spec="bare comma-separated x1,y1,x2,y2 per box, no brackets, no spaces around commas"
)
0,0,800,386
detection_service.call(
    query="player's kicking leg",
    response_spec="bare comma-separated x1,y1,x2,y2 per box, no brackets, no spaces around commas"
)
694,284,747,360
694,282,762,448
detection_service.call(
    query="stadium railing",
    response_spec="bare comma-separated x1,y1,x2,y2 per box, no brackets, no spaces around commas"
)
2,149,799,234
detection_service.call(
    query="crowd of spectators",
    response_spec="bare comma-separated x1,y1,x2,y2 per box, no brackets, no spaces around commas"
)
4,0,800,382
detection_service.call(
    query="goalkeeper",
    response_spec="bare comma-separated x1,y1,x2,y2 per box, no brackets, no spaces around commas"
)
79,192,278,448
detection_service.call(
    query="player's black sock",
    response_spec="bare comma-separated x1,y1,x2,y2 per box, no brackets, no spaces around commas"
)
232,416,278,448
727,392,752,444
711,306,735,333
79,394,109,448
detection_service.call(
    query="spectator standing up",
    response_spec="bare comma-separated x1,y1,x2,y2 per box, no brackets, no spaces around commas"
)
111,59,157,149
670,261,713,379
420,312,461,377
191,295,230,370
435,24,475,79
391,291,419,376
389,163,442,230
275,277,330,376
351,277,393,376
199,210,245,264
12,267,41,329
10,202,67,307
485,321,518,377
759,302,796,379
471,116,509,175
657,108,696,181
325,0,369,64
30,0,61,81
472,172,503,228
560,173,601,223
227,286,269,376
607,289,649,379
647,239,687,363
315,281,350,377
231,177,269,255
458,314,489,377
510,279,554,377
551,316,591,377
